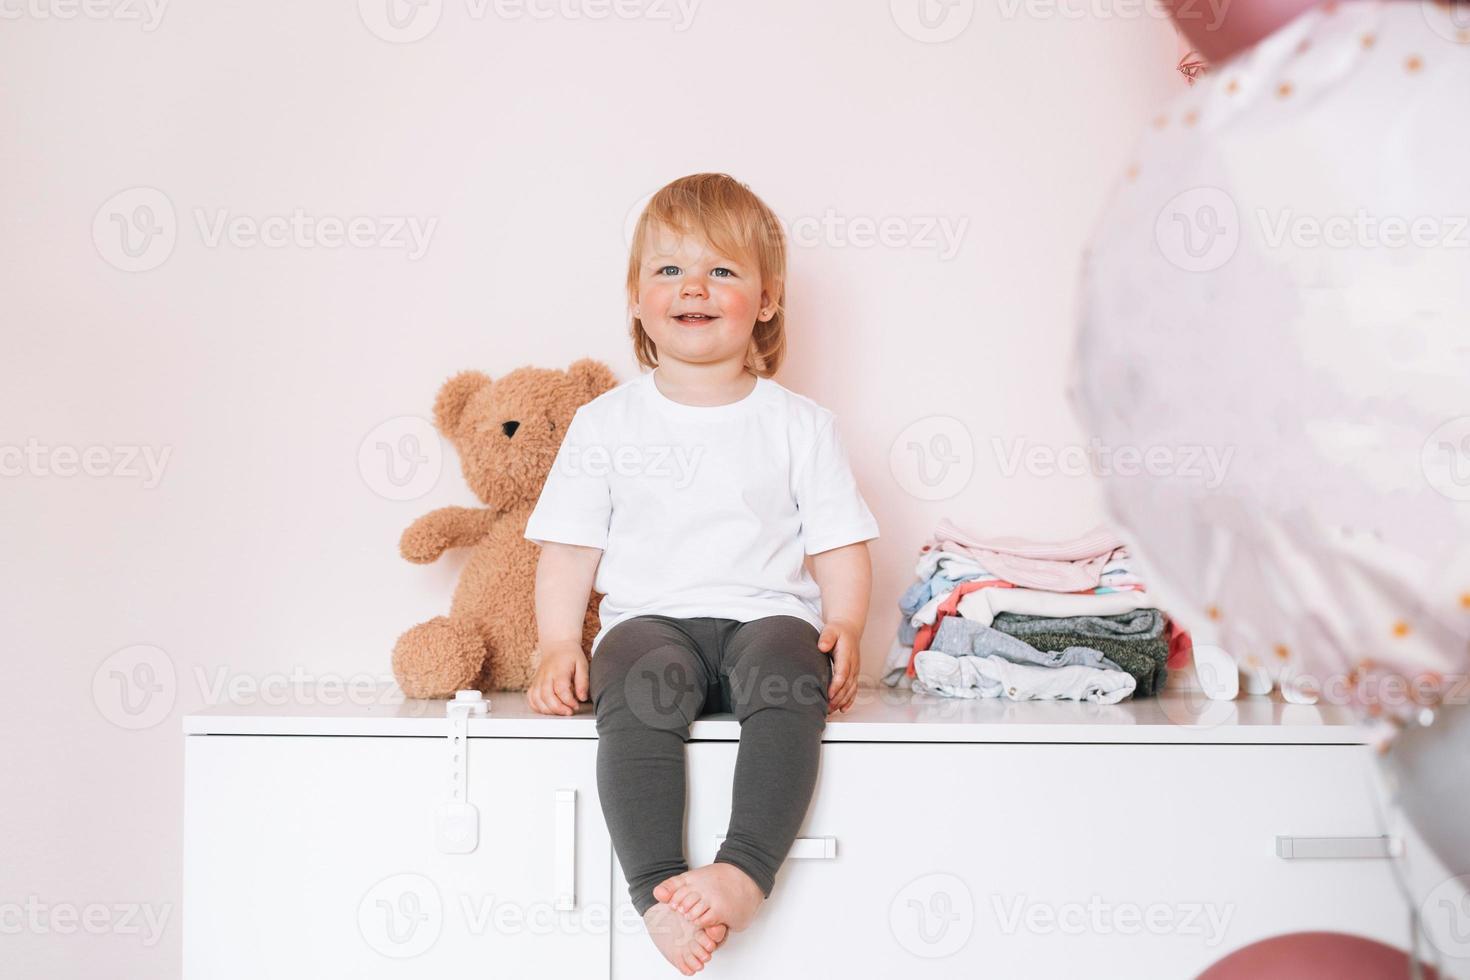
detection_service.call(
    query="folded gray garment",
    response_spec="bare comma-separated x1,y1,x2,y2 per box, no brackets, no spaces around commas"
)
990,609,1169,697
930,616,1124,673
990,608,1165,641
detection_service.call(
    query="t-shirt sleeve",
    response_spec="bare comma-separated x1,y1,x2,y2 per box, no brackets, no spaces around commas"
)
794,415,880,556
523,407,611,550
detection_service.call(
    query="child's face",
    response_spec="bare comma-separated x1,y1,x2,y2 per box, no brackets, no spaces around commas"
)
634,224,776,370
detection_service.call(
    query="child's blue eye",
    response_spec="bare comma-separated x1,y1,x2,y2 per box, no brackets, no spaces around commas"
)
711,267,734,278
658,265,680,276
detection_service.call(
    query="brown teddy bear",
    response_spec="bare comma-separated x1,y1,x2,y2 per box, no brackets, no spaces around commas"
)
391,359,617,698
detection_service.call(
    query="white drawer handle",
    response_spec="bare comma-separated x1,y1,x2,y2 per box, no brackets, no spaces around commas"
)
715,834,837,860
1275,835,1402,860
555,789,576,910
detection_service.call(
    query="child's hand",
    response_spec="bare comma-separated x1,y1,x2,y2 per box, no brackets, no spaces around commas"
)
526,642,589,716
817,620,861,716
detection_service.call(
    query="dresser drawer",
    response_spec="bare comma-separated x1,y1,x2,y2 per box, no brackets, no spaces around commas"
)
613,741,1407,979
184,735,612,980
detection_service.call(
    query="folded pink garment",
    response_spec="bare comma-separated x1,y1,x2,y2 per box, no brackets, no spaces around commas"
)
924,520,1127,593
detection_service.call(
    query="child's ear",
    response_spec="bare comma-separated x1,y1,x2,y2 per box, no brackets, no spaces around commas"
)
566,358,618,402
433,370,493,439
758,280,783,320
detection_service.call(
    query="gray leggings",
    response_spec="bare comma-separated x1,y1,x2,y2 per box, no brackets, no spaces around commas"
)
589,614,832,916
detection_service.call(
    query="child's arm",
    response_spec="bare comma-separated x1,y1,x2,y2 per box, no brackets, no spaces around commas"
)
810,540,873,715
525,541,603,716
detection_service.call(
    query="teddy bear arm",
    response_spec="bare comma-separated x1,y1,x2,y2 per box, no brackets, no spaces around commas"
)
400,506,495,563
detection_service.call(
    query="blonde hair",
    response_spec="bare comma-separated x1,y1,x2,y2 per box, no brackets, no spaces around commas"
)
626,173,788,377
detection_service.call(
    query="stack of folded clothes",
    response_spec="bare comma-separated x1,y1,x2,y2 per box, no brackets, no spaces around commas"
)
880,520,1191,702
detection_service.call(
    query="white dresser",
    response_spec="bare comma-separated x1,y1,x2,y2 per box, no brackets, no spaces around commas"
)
182,681,1467,979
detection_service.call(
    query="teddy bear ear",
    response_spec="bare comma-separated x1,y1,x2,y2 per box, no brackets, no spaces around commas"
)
432,370,493,439
566,358,618,403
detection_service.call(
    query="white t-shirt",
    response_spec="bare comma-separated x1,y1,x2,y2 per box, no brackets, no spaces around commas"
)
524,370,880,656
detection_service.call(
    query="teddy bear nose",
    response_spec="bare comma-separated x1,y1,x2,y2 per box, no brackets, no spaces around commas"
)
501,420,520,438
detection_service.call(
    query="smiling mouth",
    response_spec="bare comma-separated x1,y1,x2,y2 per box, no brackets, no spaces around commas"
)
674,314,718,324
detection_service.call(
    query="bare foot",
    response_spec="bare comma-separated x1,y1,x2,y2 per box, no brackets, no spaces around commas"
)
642,902,728,975
654,862,766,933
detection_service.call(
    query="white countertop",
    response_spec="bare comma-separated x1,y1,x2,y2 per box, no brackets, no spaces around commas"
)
182,676,1371,744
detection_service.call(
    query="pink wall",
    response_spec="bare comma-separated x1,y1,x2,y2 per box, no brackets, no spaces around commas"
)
2,2,1180,976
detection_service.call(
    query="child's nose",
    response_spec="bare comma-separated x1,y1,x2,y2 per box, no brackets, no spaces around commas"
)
680,278,707,298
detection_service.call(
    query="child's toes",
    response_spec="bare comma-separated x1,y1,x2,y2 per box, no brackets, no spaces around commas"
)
669,884,699,912
681,896,711,922
653,876,684,904
694,907,723,930
682,948,705,973
694,929,718,954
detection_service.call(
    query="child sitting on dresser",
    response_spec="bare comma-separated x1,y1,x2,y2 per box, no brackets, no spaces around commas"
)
522,172,879,974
